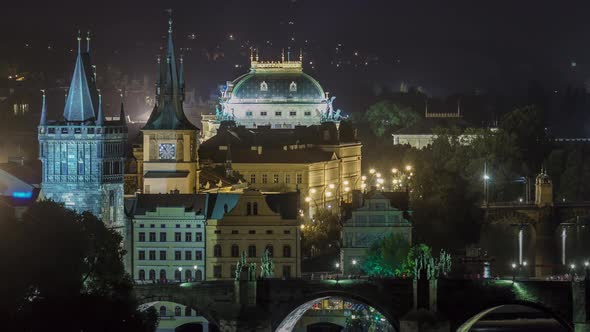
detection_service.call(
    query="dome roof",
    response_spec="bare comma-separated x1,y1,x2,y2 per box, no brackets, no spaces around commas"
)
228,71,325,102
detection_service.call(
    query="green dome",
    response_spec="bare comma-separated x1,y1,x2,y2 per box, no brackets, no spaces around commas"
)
229,72,325,102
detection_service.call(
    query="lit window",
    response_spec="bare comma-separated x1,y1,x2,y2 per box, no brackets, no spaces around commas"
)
273,174,279,183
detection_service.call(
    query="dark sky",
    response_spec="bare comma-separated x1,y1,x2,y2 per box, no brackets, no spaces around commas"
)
2,0,590,98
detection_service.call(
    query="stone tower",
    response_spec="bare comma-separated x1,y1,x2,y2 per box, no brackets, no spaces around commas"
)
141,15,200,194
535,168,553,207
38,32,127,229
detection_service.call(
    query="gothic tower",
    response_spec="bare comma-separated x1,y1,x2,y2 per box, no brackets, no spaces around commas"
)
38,32,127,229
535,168,553,207
141,15,200,194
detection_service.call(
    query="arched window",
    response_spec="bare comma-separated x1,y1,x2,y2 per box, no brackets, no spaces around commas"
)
139,269,146,281
174,269,181,281
231,244,239,257
253,202,258,215
159,269,166,281
185,269,192,281
266,245,274,257
246,202,252,215
195,269,203,281
159,306,167,317
248,245,257,258
283,245,291,258
174,306,181,316
185,306,192,317
214,244,222,257
260,81,268,91
289,81,297,92
149,270,156,281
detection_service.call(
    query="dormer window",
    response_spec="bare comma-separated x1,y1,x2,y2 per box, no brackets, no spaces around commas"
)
260,81,268,91
289,81,297,92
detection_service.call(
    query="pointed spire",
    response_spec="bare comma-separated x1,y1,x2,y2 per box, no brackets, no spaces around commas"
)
281,48,285,62
256,49,259,62
425,99,429,117
457,98,461,117
179,55,185,102
64,33,96,122
119,91,126,125
287,49,291,62
39,89,47,126
299,48,303,62
250,47,254,63
155,56,162,99
86,31,91,53
96,90,104,126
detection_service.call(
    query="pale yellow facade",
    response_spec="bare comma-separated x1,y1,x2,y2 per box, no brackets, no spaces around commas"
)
141,129,200,194
205,190,301,280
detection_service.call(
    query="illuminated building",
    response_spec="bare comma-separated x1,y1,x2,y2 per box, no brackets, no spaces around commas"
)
37,32,126,228
340,190,411,275
205,189,301,280
139,17,200,194
201,49,342,141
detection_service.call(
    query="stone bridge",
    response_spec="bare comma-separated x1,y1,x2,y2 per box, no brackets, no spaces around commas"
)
134,278,590,331
482,202,590,276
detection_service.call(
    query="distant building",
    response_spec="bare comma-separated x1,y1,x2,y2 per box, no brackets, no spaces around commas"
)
391,103,480,149
144,301,209,332
340,190,412,275
128,194,207,283
201,50,341,141
139,18,200,195
199,120,362,217
37,33,127,228
205,189,301,280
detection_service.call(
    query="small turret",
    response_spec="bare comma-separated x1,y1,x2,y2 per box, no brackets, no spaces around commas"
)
39,89,47,126
96,91,104,126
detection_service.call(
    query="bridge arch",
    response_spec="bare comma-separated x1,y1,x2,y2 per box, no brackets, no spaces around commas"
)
456,301,572,332
274,290,399,332
138,298,217,331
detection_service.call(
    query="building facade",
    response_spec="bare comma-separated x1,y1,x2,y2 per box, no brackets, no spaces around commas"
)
205,190,301,280
340,191,412,275
130,194,207,282
199,121,362,217
38,34,126,228
141,17,200,194
201,51,342,141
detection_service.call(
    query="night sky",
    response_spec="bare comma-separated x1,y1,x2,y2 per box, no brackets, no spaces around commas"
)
2,1,590,105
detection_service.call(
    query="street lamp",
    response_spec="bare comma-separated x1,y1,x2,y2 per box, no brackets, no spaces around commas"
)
329,183,335,189
369,169,376,174
352,259,357,265
391,168,398,174
405,165,412,171
511,263,517,282
178,267,183,282
570,263,576,281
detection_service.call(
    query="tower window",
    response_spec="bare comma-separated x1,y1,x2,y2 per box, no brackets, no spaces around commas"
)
275,111,282,116
260,111,267,116
260,81,268,91
246,111,253,116
304,111,311,116
250,174,256,184
289,81,297,92
262,174,268,184
289,111,296,116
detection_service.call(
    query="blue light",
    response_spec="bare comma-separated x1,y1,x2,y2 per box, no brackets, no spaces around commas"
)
12,191,32,199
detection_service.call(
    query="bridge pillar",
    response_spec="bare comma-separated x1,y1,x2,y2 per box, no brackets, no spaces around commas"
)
400,279,449,332
573,281,590,332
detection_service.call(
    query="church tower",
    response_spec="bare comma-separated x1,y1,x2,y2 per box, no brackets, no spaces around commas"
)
141,15,200,194
38,32,127,228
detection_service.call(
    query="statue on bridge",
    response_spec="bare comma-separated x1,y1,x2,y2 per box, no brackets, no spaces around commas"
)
235,251,257,281
260,248,275,278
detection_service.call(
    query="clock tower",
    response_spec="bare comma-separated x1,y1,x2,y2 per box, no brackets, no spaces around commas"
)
141,15,200,194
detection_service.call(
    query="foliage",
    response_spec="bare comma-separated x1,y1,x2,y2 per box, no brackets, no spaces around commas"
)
301,209,341,256
362,233,411,277
0,201,157,332
365,100,420,137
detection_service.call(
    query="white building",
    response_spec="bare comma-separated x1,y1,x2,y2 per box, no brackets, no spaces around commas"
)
129,194,207,283
202,50,342,141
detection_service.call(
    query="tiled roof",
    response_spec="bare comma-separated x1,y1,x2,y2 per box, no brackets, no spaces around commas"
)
132,193,208,216
0,160,42,185
206,193,241,219
230,72,325,101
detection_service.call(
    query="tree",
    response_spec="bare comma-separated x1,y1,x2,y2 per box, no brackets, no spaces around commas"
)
365,100,420,137
301,209,341,256
363,233,411,277
0,201,157,331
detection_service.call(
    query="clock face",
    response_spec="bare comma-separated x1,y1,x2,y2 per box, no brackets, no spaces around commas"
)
158,143,176,160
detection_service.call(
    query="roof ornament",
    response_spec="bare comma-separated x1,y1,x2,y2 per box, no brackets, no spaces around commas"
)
96,89,104,126
281,48,285,62
166,8,173,34
86,30,91,53
39,89,47,126
250,47,254,62
77,29,82,53
299,48,303,62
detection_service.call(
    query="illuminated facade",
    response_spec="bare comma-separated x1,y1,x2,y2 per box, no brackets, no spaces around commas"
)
141,17,200,194
37,33,126,228
202,50,341,141
340,191,411,275
205,190,301,280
